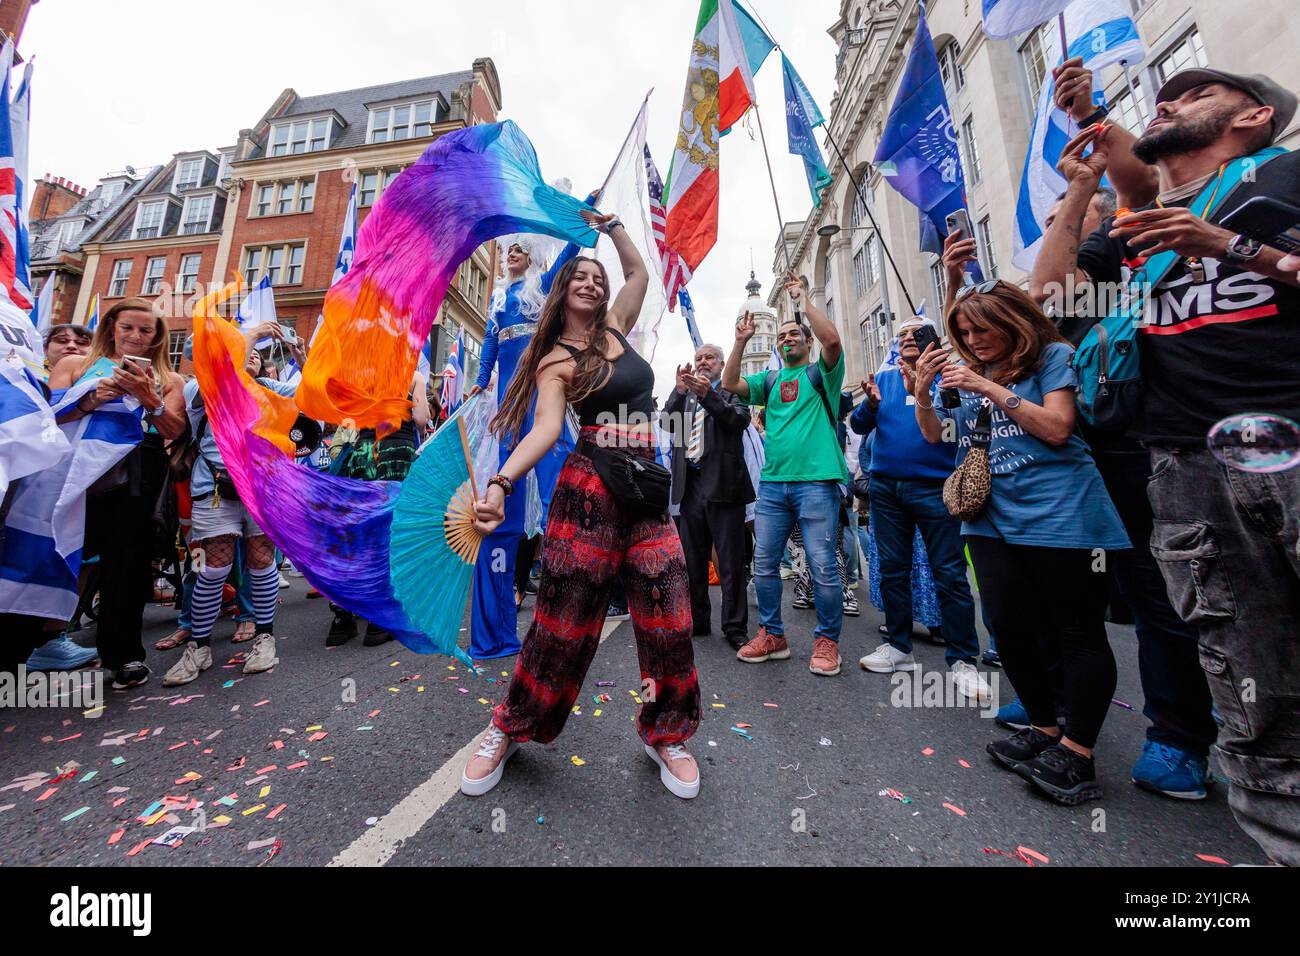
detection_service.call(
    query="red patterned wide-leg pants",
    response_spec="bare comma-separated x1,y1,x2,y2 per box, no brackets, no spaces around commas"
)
493,445,700,747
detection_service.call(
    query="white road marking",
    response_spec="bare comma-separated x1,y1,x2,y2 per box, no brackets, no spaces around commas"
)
329,617,624,867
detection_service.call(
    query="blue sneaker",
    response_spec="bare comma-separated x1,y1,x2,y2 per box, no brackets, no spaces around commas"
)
1131,741,1208,800
26,634,99,672
995,698,1030,731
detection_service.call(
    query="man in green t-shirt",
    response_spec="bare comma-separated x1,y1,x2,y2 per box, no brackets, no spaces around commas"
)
722,275,848,677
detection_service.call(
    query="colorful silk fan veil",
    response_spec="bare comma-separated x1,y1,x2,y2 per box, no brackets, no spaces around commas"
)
190,121,598,660
299,120,599,436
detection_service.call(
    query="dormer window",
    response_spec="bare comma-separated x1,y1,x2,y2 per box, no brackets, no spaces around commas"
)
133,200,167,240
269,117,334,156
174,157,204,192
367,99,435,144
100,181,126,203
181,194,215,235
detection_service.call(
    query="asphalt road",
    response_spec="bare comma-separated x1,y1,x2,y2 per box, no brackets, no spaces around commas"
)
0,576,1268,867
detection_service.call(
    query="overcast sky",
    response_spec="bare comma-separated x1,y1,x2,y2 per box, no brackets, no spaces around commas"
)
24,0,840,397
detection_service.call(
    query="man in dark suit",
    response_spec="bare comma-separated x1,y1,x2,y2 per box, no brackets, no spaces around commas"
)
663,343,755,650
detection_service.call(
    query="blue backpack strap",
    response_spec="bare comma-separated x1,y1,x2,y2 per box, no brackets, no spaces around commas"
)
764,363,836,423
1128,147,1289,303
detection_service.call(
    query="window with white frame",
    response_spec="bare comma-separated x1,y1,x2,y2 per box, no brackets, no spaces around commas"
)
57,219,82,249
367,100,435,144
133,201,166,239
850,191,867,230
1111,78,1148,135
852,245,871,298
1018,21,1057,105
928,258,948,321
174,157,204,192
178,253,201,294
939,40,965,95
859,316,874,371
100,181,125,204
141,256,166,295
243,242,306,286
268,117,333,157
960,116,982,184
868,236,882,289
358,167,407,206
977,216,999,278
168,330,186,370
252,179,315,218
109,259,132,297
181,195,213,235
1154,28,1207,86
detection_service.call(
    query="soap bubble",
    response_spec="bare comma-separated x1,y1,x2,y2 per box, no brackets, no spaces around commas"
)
1207,414,1300,474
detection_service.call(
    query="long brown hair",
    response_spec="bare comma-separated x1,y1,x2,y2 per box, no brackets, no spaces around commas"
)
81,297,174,382
946,282,1067,386
491,255,613,442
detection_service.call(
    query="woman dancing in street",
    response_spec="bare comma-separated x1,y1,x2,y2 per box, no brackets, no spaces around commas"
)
461,211,701,799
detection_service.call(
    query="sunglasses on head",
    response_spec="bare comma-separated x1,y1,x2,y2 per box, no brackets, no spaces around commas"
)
954,279,1002,302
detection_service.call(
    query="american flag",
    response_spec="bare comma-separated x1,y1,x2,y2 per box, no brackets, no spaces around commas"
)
644,144,691,312
0,40,32,312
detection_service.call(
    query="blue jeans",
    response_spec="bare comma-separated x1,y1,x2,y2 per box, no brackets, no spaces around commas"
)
869,475,980,665
754,481,843,642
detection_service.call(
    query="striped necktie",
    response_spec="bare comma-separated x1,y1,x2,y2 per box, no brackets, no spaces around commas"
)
687,400,704,461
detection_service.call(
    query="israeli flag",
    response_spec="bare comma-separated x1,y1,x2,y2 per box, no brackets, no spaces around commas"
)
237,275,277,348
1011,0,1147,271
311,183,358,348
0,375,143,620
679,288,702,349
31,273,53,334
1,304,69,498
981,0,1072,38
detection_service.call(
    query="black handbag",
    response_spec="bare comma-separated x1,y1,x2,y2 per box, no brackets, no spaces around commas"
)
579,440,671,518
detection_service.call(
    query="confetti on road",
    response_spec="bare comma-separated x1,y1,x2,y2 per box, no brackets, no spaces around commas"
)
878,788,912,804
922,747,935,756
1196,853,1229,866
763,702,779,708
61,806,90,821
266,804,288,820
942,802,967,817
1111,697,1135,711
1018,846,1050,865
107,829,125,845
570,756,586,766
730,727,753,740
819,737,833,747
958,759,971,769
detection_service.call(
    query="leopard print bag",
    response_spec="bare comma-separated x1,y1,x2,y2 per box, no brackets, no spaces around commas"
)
943,403,993,521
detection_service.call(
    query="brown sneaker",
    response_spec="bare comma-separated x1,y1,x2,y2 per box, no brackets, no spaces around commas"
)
737,627,790,663
809,636,842,676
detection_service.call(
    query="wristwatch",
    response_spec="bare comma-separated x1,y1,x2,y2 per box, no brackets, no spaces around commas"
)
1224,234,1263,263
1002,393,1022,410
1079,104,1110,127
146,402,166,418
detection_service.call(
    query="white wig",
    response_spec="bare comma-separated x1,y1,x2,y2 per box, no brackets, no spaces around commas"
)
489,177,575,324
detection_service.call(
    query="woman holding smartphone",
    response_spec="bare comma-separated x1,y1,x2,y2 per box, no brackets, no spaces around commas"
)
48,298,187,689
911,282,1128,806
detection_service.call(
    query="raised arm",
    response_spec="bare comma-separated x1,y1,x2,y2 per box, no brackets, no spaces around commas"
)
721,311,753,400
1052,57,1157,210
540,242,581,294
473,318,499,392
598,218,649,335
1030,124,1111,304
786,274,840,369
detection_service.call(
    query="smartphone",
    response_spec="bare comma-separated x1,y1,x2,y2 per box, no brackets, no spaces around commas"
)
944,209,973,241
909,325,961,409
1219,196,1300,255
123,355,152,370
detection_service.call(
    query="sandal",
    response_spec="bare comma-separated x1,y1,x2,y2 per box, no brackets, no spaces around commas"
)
155,628,191,651
232,620,257,643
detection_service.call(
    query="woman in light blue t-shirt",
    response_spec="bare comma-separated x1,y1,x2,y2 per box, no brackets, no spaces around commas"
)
912,281,1128,808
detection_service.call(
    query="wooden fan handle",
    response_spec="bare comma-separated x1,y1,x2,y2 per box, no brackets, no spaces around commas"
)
456,415,478,501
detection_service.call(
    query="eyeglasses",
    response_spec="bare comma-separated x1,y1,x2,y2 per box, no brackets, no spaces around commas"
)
954,279,1002,302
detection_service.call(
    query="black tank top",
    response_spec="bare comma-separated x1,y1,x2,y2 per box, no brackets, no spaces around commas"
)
558,328,655,428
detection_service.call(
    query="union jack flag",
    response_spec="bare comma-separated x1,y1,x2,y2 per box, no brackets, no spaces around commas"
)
644,144,691,312
0,40,32,312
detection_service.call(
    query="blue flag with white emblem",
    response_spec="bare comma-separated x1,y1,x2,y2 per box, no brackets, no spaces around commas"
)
872,3,969,257
781,54,832,207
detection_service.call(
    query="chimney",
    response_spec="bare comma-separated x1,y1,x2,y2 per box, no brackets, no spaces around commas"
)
31,174,84,220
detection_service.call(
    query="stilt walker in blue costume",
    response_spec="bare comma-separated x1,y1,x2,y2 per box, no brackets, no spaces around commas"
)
466,231,581,658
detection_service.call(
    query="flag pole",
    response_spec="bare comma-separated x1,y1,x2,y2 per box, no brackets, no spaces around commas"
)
819,124,920,316
1120,59,1147,124
752,101,801,320
595,89,653,204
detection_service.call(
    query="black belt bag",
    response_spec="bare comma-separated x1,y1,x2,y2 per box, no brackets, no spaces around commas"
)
203,460,240,506
578,440,671,518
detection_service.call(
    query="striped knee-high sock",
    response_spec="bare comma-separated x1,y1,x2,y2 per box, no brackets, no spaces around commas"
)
247,564,280,635
190,564,232,647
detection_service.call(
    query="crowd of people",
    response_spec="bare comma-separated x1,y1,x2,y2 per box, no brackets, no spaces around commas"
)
2,62,1298,867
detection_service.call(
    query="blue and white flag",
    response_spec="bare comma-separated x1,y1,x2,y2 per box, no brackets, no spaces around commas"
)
0,374,143,620
416,334,433,382
1011,0,1147,270
1,303,69,498
766,343,781,372
781,53,833,207
311,183,358,348
981,0,1072,38
31,272,53,334
678,287,703,349
873,3,970,257
237,275,277,348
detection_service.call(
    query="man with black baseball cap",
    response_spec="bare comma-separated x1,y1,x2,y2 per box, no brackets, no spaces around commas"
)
1036,66,1300,865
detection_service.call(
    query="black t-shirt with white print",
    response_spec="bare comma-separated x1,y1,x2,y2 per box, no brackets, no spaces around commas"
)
1076,150,1300,445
